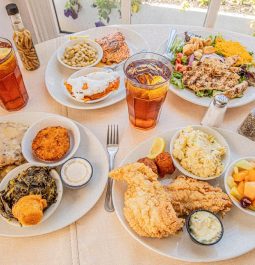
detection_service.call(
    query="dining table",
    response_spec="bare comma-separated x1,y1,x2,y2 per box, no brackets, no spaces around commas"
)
0,24,255,265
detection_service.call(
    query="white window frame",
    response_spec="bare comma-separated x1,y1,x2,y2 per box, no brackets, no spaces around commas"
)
204,0,221,28
24,0,221,42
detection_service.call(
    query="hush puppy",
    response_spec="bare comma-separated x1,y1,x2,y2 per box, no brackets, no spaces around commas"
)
137,157,158,174
155,152,175,177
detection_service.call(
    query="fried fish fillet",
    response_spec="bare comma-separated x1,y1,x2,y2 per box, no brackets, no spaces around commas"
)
167,176,232,216
32,126,70,161
109,163,184,238
12,195,47,226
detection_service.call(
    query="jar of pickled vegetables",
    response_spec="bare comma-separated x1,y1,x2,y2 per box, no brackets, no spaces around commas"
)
6,3,40,71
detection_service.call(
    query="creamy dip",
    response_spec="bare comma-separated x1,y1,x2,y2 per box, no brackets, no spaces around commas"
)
61,158,92,187
66,71,119,100
189,211,222,244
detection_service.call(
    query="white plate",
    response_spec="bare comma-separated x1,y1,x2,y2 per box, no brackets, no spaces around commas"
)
0,163,63,226
169,125,230,180
0,112,108,237
157,30,255,108
45,27,150,110
57,39,103,70
22,116,80,167
113,128,255,262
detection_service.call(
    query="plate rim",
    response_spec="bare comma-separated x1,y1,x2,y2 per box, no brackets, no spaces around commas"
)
0,111,109,237
112,126,255,262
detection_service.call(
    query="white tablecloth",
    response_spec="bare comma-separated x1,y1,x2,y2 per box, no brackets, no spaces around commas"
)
1,25,255,265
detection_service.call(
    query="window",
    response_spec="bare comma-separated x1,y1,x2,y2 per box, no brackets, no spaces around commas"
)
131,1,209,26
21,0,255,42
52,0,123,33
215,1,255,35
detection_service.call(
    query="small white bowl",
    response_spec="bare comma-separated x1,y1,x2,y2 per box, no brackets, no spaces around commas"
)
57,39,103,70
224,157,255,217
64,67,118,104
170,125,230,180
0,163,63,227
22,116,80,167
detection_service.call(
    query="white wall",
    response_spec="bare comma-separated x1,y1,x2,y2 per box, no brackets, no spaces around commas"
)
0,0,37,43
0,0,14,41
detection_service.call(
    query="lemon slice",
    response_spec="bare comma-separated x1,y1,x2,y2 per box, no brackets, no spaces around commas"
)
150,76,165,85
0,47,11,60
147,137,166,159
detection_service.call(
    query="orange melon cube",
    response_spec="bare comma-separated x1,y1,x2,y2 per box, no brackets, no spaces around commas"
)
237,181,245,197
246,169,255,181
233,170,248,182
244,182,255,201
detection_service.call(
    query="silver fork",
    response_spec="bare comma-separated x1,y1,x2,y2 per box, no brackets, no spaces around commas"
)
104,124,119,212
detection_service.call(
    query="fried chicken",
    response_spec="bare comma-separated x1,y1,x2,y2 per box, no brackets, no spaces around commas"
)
183,57,242,93
109,163,184,238
167,176,232,217
154,152,175,177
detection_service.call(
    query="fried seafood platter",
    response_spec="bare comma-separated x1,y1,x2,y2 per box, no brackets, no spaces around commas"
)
111,127,253,257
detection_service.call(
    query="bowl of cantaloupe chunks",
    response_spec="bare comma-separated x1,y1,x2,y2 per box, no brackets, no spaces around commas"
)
225,157,255,216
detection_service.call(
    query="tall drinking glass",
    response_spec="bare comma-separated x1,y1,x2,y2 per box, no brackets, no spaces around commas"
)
124,52,172,130
0,38,28,111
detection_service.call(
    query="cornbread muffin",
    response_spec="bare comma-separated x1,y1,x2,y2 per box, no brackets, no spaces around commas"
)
12,195,47,226
32,126,70,161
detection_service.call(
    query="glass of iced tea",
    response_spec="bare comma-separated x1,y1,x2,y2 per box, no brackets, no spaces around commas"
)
0,37,28,111
124,52,172,130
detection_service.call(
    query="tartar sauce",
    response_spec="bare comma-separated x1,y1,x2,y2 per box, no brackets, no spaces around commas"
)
189,211,223,245
61,158,92,188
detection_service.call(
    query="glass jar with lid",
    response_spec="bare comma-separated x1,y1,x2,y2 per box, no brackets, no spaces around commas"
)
6,3,40,71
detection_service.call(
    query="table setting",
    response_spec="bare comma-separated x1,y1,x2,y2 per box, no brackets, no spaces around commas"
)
1,4,255,265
